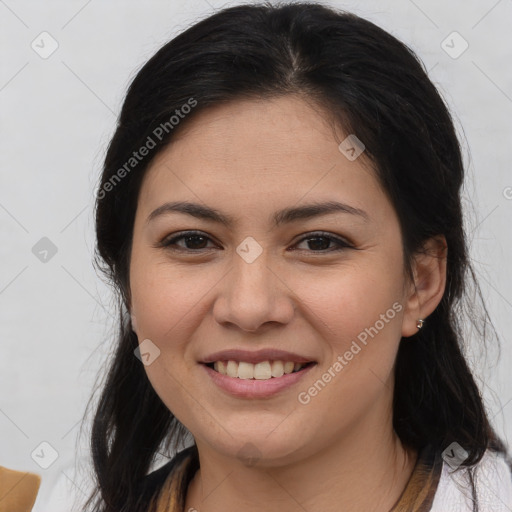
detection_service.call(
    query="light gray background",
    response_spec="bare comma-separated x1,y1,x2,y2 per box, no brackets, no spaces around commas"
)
1,0,511,508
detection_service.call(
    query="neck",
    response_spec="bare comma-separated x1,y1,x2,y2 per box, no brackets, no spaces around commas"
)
184,407,417,512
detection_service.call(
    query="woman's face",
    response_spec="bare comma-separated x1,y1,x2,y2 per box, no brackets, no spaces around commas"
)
129,95,420,466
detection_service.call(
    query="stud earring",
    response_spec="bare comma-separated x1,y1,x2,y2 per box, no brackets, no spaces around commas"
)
416,318,424,330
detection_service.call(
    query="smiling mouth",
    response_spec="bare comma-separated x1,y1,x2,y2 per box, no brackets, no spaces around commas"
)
204,360,316,380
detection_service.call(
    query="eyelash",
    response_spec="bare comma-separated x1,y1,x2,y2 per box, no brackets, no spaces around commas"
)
158,230,354,254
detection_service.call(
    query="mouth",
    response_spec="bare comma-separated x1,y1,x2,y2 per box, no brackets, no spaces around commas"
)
203,360,317,380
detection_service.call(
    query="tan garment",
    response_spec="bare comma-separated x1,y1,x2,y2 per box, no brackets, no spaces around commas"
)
0,466,41,512
389,445,443,511
152,444,442,512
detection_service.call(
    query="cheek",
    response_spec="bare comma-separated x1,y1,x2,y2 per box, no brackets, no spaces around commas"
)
129,249,214,344
128,255,212,422
296,259,404,341
293,258,405,398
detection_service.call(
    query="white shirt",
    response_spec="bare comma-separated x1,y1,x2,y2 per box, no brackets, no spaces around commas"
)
430,450,512,511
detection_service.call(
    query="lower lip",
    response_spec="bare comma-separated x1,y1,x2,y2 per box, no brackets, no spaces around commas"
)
201,363,316,399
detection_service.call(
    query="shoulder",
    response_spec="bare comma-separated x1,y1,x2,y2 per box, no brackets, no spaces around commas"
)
430,449,512,511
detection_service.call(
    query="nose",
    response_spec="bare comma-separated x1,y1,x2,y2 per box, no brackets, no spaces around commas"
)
212,250,295,333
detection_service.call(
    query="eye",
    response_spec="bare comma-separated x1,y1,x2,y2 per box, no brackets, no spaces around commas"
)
292,232,353,253
158,230,218,251
158,230,353,253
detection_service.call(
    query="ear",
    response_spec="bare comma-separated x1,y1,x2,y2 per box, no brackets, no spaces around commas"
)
401,235,447,338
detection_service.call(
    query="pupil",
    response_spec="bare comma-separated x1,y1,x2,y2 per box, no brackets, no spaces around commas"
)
308,237,329,250
186,235,207,249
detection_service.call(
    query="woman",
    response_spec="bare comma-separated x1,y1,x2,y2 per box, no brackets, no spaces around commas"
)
84,2,512,511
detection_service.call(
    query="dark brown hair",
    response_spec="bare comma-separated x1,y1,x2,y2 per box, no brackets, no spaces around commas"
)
83,2,507,510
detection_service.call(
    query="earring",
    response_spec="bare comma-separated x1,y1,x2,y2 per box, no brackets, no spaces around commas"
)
416,319,424,330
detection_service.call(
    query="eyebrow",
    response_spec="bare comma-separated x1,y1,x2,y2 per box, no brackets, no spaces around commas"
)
146,200,369,227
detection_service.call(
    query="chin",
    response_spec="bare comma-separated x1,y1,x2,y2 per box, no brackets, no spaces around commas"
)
198,429,309,468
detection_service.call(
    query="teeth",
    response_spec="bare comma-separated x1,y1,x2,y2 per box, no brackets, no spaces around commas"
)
284,361,295,374
226,360,238,378
238,361,254,379
214,361,227,375
211,360,307,380
254,361,272,380
271,360,284,378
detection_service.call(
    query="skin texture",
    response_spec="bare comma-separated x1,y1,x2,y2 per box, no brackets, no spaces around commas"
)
128,95,447,512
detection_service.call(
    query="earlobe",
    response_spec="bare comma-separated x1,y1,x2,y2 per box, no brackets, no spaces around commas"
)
401,235,447,338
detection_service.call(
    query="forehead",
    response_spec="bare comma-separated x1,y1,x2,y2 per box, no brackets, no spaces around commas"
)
150,96,341,175
137,95,386,224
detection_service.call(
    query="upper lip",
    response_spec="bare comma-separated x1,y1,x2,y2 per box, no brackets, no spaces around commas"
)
200,349,316,365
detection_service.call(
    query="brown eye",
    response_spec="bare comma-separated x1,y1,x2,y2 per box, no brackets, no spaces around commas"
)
293,232,353,252
160,231,217,251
